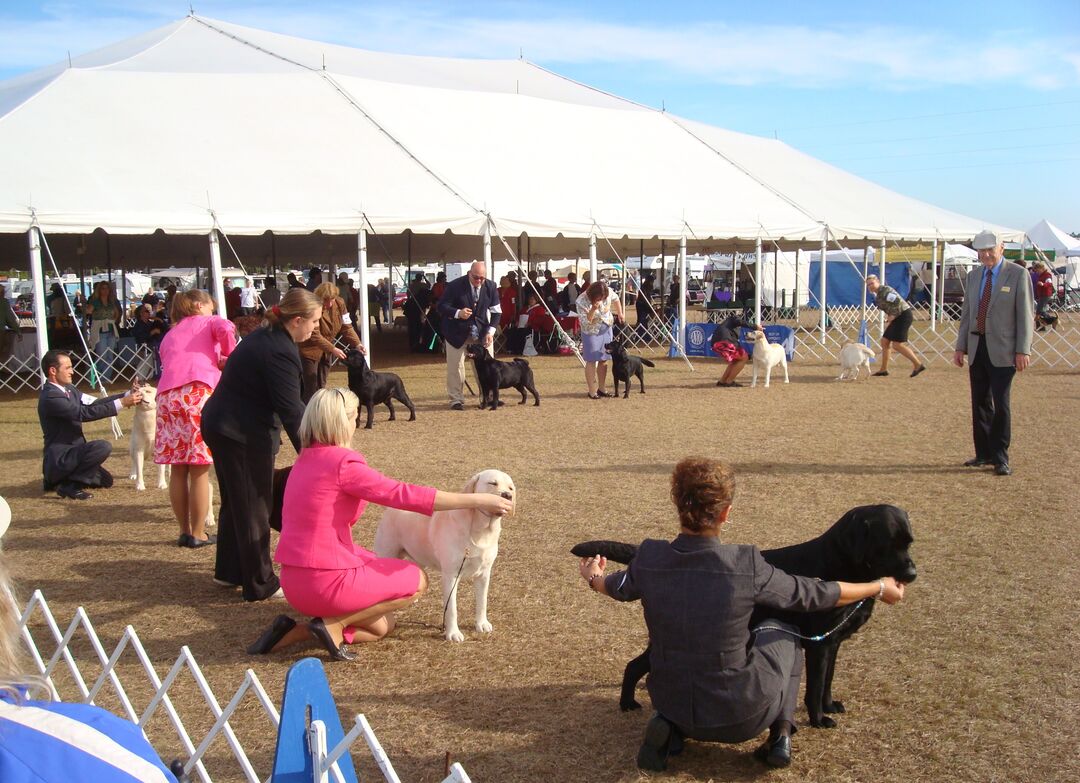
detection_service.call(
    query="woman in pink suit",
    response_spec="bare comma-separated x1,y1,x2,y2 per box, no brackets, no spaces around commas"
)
155,289,236,548
247,388,512,661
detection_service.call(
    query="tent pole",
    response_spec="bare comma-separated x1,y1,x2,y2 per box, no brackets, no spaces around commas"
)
679,236,688,338
357,229,371,367
407,229,413,292
754,238,763,325
794,248,801,324
772,244,778,322
589,234,597,288
483,221,492,267
28,227,49,386
819,232,827,342
209,229,226,318
860,246,869,326
271,233,277,279
879,237,887,337
659,239,665,307
930,239,938,332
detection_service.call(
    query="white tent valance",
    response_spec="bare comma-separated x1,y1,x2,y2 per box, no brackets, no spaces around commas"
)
0,15,1021,245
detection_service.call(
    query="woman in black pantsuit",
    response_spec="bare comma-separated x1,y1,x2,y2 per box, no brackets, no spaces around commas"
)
202,288,322,601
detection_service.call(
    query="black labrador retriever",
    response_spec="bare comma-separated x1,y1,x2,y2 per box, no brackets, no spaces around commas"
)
604,339,655,398
571,504,917,727
465,343,540,410
342,348,417,429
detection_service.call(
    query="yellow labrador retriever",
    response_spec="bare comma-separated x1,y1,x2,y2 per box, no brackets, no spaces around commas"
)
750,330,789,388
373,469,515,642
129,384,168,491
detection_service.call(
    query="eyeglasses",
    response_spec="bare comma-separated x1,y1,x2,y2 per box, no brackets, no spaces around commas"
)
469,273,485,282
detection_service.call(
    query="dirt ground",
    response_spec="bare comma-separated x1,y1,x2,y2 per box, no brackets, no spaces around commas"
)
2,331,1078,783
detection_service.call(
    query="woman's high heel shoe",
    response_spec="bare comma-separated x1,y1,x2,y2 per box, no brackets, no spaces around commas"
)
310,618,357,661
246,614,296,655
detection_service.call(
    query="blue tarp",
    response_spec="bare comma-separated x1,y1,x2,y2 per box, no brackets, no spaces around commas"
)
808,261,911,307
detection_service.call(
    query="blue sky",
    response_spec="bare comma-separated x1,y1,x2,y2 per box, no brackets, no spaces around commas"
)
2,1,1077,233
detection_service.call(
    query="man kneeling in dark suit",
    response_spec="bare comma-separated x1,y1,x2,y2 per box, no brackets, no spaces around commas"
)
38,349,141,500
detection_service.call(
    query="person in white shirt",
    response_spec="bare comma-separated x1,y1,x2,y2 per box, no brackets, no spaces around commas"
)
239,282,258,315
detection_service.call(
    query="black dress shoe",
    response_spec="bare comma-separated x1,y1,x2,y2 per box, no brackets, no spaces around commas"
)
754,734,791,768
994,462,1011,476
43,479,56,492
57,486,92,500
178,533,193,547
450,402,464,411
310,618,357,661
183,534,218,548
636,714,675,771
963,457,991,467
246,614,297,655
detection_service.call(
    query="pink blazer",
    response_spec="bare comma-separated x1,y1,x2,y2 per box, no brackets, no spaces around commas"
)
157,315,236,394
274,444,437,570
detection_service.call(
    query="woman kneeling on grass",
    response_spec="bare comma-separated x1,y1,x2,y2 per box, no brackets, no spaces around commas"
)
247,388,512,661
579,457,907,771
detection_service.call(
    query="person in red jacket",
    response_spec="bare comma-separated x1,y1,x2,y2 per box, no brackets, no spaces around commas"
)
1032,261,1057,331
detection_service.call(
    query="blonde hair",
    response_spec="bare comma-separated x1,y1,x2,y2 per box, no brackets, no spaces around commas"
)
169,289,213,323
300,388,359,448
265,287,321,330
670,457,735,533
313,281,340,302
0,552,49,702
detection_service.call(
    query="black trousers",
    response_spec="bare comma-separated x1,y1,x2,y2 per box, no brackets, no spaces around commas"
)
46,440,113,491
968,338,1016,466
202,429,279,601
300,356,329,404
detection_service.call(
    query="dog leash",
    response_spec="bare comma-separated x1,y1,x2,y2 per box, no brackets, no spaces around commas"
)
442,547,471,619
751,599,868,643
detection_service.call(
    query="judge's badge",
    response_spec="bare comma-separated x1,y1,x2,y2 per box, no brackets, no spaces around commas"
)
1000,286,1011,292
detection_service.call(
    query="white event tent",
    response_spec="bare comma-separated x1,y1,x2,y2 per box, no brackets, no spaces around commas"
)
0,14,1022,367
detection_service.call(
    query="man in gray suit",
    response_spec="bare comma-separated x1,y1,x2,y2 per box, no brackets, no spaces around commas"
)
953,230,1033,476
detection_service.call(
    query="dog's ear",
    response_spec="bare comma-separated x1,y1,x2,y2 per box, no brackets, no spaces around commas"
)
462,471,483,494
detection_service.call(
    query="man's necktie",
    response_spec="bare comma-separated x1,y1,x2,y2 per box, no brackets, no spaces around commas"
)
976,270,993,334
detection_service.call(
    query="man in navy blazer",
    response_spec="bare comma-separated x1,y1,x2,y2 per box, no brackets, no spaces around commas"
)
436,262,501,410
38,350,140,500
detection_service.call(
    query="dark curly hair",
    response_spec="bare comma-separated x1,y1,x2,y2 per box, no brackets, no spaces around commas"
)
670,457,735,533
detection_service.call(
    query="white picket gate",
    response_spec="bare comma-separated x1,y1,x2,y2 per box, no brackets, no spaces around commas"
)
17,589,471,783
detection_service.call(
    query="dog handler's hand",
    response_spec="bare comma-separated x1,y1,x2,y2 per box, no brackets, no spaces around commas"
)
121,389,142,408
458,307,473,320
879,577,905,605
474,494,513,517
331,347,347,361
952,350,966,368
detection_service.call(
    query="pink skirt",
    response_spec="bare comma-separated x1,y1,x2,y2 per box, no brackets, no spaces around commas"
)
712,340,748,363
155,382,213,465
280,554,422,624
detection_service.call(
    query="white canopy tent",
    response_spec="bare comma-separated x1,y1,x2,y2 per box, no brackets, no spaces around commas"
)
0,14,1024,373
1025,219,1080,289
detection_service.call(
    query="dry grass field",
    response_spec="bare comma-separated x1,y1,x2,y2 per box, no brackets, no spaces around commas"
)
2,331,1078,783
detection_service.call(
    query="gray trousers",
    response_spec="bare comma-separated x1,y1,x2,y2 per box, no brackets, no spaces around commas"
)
672,622,802,744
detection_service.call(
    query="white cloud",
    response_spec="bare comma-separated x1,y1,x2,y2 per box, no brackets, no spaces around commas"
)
1,3,1076,91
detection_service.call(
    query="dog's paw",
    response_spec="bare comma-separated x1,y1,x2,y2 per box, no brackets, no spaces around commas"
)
810,716,838,729
156,481,168,490
444,628,465,642
620,699,642,712
129,473,137,481
134,482,145,491
823,700,845,714
476,619,493,634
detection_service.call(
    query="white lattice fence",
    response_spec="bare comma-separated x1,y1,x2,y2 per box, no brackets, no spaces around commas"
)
17,590,471,783
1,340,157,394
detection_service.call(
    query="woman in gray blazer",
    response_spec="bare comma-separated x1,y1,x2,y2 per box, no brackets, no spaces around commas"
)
579,458,906,771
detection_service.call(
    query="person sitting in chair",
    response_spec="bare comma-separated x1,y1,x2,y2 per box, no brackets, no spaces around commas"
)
38,350,141,500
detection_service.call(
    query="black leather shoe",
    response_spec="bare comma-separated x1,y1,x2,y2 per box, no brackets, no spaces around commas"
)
450,402,464,411
57,486,92,500
963,457,991,467
43,479,56,492
636,714,674,771
178,533,192,547
246,614,297,655
994,462,1011,476
183,534,218,548
310,618,357,661
910,364,926,377
754,734,791,768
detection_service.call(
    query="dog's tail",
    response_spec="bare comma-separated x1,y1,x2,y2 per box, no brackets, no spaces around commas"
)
513,358,530,366
570,540,638,564
639,358,656,367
